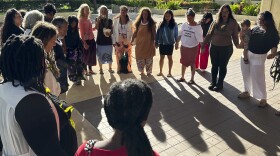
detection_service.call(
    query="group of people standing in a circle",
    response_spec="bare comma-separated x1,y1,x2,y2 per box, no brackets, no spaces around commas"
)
0,2,280,156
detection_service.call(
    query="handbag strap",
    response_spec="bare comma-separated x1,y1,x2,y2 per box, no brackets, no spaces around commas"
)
84,140,98,156
270,53,280,89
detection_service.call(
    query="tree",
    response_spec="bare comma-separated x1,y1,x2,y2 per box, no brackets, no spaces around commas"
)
91,0,97,13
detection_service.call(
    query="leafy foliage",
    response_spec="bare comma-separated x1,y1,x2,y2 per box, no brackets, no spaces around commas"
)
156,0,182,10
230,2,260,16
0,0,92,12
113,0,155,7
180,1,220,12
242,4,260,16
230,4,240,14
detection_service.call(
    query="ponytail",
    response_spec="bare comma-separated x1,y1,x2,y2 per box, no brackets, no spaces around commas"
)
122,125,153,156
104,79,154,156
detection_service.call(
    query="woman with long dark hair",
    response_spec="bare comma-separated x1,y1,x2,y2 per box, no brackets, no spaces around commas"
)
201,4,239,91
0,8,24,45
156,9,179,77
65,15,85,85
75,79,159,156
131,7,156,75
195,12,213,72
238,11,279,108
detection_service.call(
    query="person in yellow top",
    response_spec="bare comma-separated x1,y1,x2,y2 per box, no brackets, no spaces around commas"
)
131,7,156,76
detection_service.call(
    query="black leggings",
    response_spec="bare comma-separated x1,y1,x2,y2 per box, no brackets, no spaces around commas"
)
0,137,2,152
210,44,233,86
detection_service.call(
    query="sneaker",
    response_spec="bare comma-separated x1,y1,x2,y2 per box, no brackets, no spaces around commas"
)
213,85,223,92
208,83,216,91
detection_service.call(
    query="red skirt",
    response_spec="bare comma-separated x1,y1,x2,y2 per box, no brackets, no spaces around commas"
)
180,45,198,67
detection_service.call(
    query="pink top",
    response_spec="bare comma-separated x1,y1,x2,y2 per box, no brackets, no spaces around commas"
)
75,142,160,156
79,18,95,41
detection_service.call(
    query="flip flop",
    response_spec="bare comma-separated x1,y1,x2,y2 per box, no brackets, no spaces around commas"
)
238,92,250,99
243,59,249,64
85,72,91,76
157,73,163,76
187,80,195,84
99,69,104,74
258,100,268,108
89,70,96,75
108,69,115,73
176,78,185,82
167,74,172,77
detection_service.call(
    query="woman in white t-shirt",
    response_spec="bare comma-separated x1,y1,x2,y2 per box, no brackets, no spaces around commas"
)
177,9,203,84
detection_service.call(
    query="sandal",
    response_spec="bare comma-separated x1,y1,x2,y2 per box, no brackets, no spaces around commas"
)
157,73,163,76
238,92,250,99
243,59,249,64
258,99,268,108
85,71,91,76
176,78,185,82
89,70,96,75
109,69,114,73
167,74,172,77
99,69,104,74
187,80,195,84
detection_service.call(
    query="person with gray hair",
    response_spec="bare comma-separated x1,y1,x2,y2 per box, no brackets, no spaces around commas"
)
23,10,44,35
52,16,69,94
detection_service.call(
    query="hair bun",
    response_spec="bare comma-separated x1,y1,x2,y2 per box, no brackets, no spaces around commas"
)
186,8,195,16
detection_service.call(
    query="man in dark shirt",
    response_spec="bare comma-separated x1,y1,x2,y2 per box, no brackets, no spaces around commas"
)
44,3,57,23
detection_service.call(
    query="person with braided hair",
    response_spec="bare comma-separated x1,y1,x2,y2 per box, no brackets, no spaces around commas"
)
75,79,159,156
0,35,67,155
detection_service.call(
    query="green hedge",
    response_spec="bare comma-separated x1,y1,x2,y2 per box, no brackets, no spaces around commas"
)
156,1,182,10
113,0,155,7
180,1,220,12
0,0,93,12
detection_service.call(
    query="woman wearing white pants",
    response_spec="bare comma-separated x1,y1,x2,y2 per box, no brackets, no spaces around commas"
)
238,11,279,107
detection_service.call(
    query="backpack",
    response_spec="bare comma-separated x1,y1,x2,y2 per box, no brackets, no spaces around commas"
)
119,52,129,74
46,88,78,156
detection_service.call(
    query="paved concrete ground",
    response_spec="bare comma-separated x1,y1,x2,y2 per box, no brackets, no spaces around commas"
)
69,14,280,155
1,13,278,156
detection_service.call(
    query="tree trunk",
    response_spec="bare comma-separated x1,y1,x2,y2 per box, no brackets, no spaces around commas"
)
92,0,97,14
